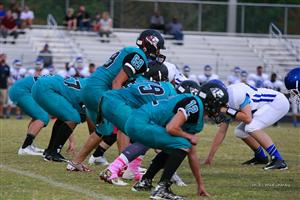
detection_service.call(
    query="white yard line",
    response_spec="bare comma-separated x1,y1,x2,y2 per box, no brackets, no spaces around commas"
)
0,164,116,200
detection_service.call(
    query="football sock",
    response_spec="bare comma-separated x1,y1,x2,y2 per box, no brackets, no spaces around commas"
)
108,154,128,177
254,146,267,159
47,119,64,151
52,122,73,154
93,134,117,157
122,142,149,163
159,149,187,183
143,151,169,180
266,144,283,160
22,133,35,149
128,156,143,181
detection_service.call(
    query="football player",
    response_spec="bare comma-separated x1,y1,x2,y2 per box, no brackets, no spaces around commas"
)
249,66,268,88
69,29,165,166
8,75,49,156
98,80,200,186
204,80,289,170
227,66,241,85
67,62,172,173
124,82,228,199
198,65,219,85
284,67,300,127
32,75,86,162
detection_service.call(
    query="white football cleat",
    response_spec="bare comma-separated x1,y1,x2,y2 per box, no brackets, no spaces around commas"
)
88,155,109,165
18,145,43,156
171,172,187,187
30,144,44,153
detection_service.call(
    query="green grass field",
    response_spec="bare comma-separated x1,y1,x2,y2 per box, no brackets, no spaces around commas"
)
0,118,299,200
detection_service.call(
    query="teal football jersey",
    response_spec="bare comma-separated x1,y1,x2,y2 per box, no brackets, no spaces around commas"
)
103,81,177,108
88,46,148,88
141,94,205,134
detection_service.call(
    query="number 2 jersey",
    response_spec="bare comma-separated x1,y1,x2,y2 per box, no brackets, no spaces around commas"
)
227,83,282,111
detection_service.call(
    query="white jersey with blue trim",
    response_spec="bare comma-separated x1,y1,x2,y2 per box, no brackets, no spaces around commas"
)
227,83,280,111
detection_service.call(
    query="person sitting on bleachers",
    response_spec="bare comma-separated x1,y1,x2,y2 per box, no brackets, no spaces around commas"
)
20,5,34,29
149,11,165,32
0,10,18,44
98,11,113,43
76,5,90,31
0,3,6,23
166,17,184,45
64,8,77,30
227,66,241,85
198,65,219,85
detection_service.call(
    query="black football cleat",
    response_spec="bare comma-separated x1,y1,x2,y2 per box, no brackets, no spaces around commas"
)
131,178,153,192
242,156,269,165
263,157,288,170
150,181,184,200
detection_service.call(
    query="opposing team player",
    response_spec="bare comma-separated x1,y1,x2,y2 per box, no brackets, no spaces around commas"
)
198,65,219,85
9,75,49,155
124,82,228,199
32,75,86,161
204,80,289,170
285,67,300,127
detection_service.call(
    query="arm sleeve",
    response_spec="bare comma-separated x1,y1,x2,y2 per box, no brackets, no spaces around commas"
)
239,95,251,109
173,97,200,123
122,53,147,78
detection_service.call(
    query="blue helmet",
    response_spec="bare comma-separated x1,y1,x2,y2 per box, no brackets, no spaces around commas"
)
13,59,22,67
284,67,300,103
209,79,227,91
183,65,191,73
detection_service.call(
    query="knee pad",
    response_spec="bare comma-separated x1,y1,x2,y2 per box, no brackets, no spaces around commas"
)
234,127,248,139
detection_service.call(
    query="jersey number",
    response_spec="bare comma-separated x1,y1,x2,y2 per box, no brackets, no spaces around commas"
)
103,51,120,69
64,77,81,90
138,84,164,95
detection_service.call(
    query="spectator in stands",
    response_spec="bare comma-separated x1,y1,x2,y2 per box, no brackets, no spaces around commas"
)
20,5,34,29
37,44,53,68
92,13,101,32
98,11,113,43
0,3,5,22
166,17,184,45
198,65,219,85
227,66,241,85
76,5,90,31
0,10,18,44
150,11,165,32
10,2,21,28
0,53,10,118
249,65,268,88
64,8,77,30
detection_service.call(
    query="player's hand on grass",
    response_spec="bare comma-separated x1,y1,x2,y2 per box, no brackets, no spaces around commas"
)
198,184,210,197
203,157,213,166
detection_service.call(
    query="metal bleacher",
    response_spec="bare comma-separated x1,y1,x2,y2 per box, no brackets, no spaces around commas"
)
1,25,299,80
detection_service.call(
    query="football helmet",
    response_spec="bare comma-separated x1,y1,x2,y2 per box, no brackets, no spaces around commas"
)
176,80,200,94
35,58,44,70
143,61,168,82
136,29,166,64
12,59,22,68
198,82,228,123
284,67,300,104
